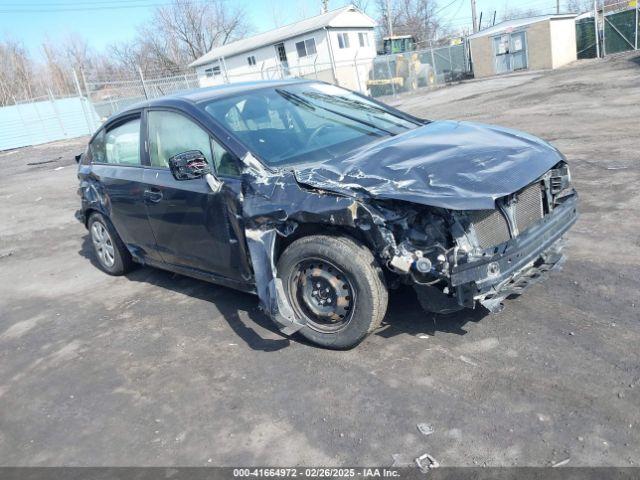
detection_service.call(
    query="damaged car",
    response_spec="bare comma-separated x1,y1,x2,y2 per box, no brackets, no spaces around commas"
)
76,80,578,349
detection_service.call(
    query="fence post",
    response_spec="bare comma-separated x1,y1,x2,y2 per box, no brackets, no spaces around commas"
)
429,41,438,82
137,67,149,99
353,51,362,93
594,0,601,57
48,88,67,137
602,0,606,56
635,0,638,50
385,55,396,96
80,67,98,131
73,69,94,135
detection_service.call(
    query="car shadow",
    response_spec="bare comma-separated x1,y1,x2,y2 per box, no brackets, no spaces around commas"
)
375,285,487,339
79,235,489,350
78,235,291,352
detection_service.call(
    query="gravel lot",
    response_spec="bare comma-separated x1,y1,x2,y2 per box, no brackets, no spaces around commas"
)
1,53,638,467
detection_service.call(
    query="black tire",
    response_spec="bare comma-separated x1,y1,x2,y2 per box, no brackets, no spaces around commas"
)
277,235,388,349
87,212,134,276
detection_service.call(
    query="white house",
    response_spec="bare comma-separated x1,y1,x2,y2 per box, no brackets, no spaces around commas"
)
189,5,377,92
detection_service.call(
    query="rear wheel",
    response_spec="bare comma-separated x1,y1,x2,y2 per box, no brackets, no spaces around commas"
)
277,235,388,349
88,213,134,276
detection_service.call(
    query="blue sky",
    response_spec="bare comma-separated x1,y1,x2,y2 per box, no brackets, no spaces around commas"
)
0,0,571,59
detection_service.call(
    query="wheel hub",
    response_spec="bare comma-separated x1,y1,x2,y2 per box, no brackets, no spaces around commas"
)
91,222,115,268
290,259,355,332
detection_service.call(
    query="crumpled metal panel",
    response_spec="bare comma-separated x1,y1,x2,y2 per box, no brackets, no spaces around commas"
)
239,153,394,333
294,121,565,210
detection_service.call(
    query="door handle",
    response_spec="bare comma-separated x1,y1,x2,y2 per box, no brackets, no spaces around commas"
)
144,188,163,203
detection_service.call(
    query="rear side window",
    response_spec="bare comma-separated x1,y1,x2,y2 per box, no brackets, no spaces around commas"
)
147,110,240,177
91,119,141,165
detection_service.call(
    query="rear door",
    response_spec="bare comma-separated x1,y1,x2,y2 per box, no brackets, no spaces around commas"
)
88,115,161,262
141,108,250,281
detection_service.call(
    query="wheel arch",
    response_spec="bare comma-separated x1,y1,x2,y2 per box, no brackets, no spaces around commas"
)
274,223,378,266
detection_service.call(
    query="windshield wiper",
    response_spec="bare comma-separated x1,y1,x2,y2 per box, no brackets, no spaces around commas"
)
276,89,395,136
302,91,419,130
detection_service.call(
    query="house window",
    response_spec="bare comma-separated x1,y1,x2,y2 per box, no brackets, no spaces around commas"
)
295,38,317,58
358,32,370,47
205,65,221,77
337,32,350,49
247,55,256,66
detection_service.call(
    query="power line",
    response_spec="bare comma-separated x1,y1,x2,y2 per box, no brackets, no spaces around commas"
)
0,0,212,14
434,0,464,16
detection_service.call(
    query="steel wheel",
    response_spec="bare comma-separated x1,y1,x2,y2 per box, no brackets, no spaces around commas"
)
90,220,115,268
287,258,356,334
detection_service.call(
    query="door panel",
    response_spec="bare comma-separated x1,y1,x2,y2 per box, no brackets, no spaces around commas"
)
510,32,528,71
493,35,511,74
142,109,247,280
493,32,528,75
89,118,161,262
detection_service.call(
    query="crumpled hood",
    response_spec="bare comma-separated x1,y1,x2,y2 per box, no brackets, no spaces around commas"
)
293,121,564,210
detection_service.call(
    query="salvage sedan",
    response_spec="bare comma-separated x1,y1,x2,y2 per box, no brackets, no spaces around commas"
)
76,80,578,349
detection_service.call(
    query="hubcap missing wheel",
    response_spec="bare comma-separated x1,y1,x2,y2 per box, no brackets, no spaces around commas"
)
289,259,355,333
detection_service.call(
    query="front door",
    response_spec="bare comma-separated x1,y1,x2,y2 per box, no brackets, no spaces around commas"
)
142,109,248,281
274,42,289,77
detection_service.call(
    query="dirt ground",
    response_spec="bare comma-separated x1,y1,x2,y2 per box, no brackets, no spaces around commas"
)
1,53,639,467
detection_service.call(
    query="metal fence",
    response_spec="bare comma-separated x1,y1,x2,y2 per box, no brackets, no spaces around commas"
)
85,71,200,120
217,43,470,98
0,94,100,151
604,7,639,54
575,2,639,59
0,42,470,151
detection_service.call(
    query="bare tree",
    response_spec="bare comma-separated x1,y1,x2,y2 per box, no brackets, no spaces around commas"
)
104,0,251,77
41,38,75,96
63,33,92,73
152,0,250,64
375,0,442,44
499,5,541,22
0,38,36,104
566,0,593,13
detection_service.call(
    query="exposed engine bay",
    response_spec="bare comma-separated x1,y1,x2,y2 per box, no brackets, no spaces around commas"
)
382,161,577,315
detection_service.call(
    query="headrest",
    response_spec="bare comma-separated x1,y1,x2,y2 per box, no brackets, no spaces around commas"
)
241,96,270,122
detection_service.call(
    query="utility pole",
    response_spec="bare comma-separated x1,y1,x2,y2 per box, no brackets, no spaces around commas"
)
321,0,328,14
471,0,478,33
386,0,393,36
556,0,560,14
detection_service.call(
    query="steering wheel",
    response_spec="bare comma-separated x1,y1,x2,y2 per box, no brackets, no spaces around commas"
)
306,124,335,147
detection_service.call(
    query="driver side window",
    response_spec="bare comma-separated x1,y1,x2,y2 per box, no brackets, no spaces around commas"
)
147,110,240,176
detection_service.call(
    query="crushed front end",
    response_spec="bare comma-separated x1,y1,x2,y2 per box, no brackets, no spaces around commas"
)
384,162,578,314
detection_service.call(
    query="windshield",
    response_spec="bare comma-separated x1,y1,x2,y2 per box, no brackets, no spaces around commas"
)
202,82,421,167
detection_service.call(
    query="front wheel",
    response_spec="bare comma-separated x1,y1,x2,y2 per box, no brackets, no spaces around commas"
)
277,235,388,349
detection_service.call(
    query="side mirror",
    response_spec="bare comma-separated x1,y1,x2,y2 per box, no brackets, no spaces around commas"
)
75,153,83,163
168,150,212,180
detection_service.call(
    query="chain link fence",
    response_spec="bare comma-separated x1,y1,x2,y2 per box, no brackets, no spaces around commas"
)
85,71,199,121
217,43,470,99
576,1,639,59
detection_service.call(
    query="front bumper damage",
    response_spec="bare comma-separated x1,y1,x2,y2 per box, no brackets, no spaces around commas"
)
449,194,577,312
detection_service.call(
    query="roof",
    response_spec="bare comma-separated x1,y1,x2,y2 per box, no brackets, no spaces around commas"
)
468,14,577,39
189,5,376,68
115,79,309,113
